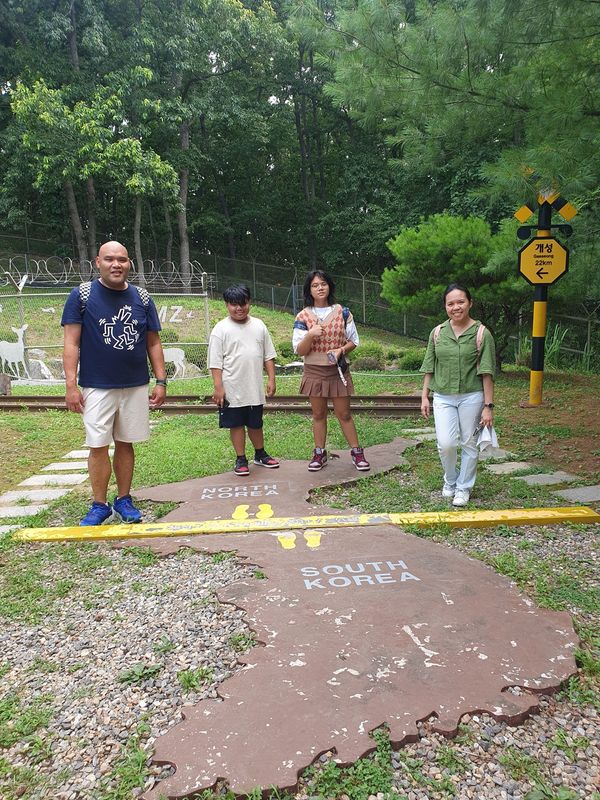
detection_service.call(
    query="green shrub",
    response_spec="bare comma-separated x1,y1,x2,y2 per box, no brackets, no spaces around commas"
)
398,348,426,371
353,342,384,369
514,333,531,367
352,356,383,372
276,340,295,362
385,347,405,363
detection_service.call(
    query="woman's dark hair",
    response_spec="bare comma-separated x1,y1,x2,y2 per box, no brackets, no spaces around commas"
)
443,283,472,304
223,284,251,305
303,270,336,307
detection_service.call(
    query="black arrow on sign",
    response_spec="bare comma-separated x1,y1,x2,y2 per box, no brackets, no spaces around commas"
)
536,267,548,279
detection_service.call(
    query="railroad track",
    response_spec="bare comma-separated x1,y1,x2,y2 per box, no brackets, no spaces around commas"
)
0,394,422,417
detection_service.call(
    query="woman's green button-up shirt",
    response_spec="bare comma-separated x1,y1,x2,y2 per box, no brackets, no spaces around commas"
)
420,320,496,394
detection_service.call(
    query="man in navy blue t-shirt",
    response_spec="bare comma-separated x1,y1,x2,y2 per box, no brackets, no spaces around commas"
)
61,241,167,526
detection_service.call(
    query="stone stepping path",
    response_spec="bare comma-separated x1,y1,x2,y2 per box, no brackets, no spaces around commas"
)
515,471,579,486
0,488,71,503
0,447,92,534
406,431,599,508
486,461,533,475
42,461,88,471
0,525,19,535
554,485,600,504
479,456,599,507
0,504,50,518
19,473,88,486
3,421,599,540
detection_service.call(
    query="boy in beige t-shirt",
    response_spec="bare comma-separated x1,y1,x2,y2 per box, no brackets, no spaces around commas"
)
208,284,279,476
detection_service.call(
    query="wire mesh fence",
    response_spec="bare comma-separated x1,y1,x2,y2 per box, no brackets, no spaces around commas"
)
0,289,211,382
0,254,598,380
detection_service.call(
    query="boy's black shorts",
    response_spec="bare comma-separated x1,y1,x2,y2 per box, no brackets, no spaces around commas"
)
218,404,264,430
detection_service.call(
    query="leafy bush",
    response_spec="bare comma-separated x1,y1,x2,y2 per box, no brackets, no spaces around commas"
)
385,347,405,363
185,344,208,373
352,342,384,369
514,333,531,367
352,356,382,371
544,324,569,369
276,340,295,362
398,348,426,371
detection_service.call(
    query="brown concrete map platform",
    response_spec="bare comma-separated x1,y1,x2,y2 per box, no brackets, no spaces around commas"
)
127,439,579,800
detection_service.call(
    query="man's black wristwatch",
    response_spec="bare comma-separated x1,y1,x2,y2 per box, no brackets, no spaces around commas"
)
156,378,167,387
484,402,494,409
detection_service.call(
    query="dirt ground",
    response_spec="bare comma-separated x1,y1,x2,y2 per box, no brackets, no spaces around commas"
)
498,370,600,480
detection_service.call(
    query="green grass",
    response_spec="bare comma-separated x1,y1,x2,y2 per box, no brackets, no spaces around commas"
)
0,410,85,493
153,635,176,655
97,721,152,800
228,632,257,652
178,667,214,693
498,746,546,783
118,663,163,686
0,693,54,748
548,729,590,762
0,537,169,625
304,728,393,800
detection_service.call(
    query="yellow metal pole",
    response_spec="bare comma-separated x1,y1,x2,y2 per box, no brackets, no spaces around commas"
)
528,202,551,405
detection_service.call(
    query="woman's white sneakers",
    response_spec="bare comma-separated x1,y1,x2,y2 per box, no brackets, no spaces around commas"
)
452,489,470,507
442,483,456,498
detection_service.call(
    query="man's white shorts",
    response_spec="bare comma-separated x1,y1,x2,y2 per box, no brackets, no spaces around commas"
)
82,385,150,447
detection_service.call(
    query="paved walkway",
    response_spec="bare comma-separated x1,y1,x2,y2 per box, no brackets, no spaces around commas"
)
3,424,600,536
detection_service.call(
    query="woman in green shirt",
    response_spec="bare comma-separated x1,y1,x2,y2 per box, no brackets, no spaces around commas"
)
420,284,496,507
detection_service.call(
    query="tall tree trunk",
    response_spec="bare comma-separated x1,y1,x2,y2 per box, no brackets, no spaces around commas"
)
293,46,317,269
404,0,416,22
178,121,191,293
64,180,89,278
86,177,97,260
147,200,158,262
163,199,173,265
68,0,80,70
133,196,145,287
309,50,326,201
214,175,236,259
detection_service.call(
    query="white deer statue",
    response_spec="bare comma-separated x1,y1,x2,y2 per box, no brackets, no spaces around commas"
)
0,324,30,379
163,346,186,379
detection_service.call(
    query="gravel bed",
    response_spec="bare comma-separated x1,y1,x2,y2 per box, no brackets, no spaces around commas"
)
1,523,598,800
1,545,256,799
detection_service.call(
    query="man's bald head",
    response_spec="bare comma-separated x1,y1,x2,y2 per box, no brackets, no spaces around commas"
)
95,241,131,290
97,241,129,259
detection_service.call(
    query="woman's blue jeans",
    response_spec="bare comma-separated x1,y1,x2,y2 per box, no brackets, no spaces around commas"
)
432,391,484,492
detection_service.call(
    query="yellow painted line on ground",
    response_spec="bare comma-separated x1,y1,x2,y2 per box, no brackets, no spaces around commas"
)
12,506,600,543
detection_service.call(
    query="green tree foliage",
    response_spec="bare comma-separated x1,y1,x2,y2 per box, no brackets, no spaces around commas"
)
304,0,600,298
1,0,599,305
382,214,531,365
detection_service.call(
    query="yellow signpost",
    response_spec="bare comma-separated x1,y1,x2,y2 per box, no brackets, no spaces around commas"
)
514,192,577,405
518,236,568,286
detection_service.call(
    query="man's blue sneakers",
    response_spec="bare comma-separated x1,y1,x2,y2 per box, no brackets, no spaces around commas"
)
80,502,113,527
113,494,143,523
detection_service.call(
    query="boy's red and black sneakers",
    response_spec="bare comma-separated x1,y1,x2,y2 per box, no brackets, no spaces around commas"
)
234,456,250,476
254,451,280,469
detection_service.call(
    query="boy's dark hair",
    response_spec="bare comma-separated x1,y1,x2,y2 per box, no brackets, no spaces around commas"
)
443,283,472,304
302,270,336,307
223,284,251,305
